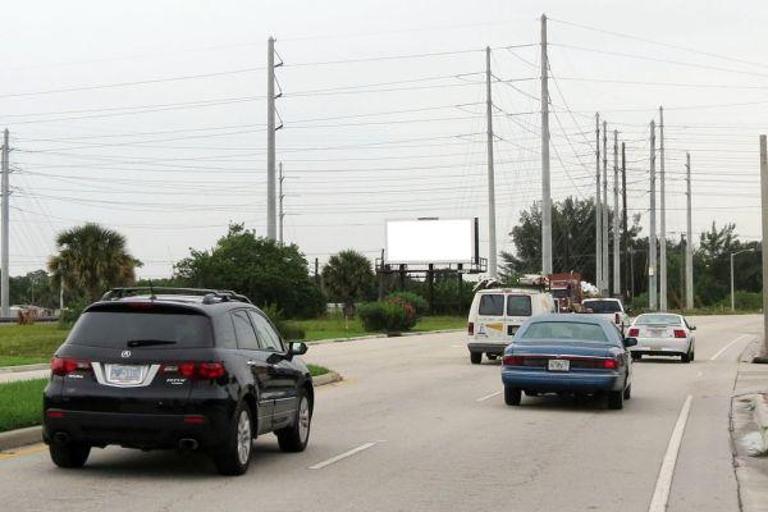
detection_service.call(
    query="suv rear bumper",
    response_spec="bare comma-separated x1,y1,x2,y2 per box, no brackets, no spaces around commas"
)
43,408,230,450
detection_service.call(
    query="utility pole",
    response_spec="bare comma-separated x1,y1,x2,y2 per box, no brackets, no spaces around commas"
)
1,129,9,318
621,142,629,297
680,234,686,309
602,121,609,295
540,14,552,276
612,130,620,296
685,153,694,310
266,36,281,240
595,114,602,292
278,162,285,244
659,106,667,310
649,121,658,311
760,135,768,353
485,46,497,278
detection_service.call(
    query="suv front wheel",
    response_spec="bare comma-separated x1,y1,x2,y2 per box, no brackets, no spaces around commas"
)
276,391,312,452
213,401,253,476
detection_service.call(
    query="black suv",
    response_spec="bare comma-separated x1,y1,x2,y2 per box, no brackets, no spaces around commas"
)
43,288,314,476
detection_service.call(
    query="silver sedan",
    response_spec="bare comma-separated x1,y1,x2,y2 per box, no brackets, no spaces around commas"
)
626,313,696,363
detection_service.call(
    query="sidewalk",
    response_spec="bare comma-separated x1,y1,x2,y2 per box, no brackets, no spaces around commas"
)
731,338,768,512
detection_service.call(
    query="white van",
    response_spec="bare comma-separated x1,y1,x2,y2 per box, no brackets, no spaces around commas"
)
466,288,556,364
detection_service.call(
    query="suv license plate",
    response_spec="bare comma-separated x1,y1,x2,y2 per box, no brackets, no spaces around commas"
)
107,365,144,384
548,359,570,372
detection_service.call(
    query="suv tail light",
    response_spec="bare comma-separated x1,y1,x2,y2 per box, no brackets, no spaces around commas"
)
503,355,525,366
170,362,227,380
673,329,686,339
51,357,91,376
628,327,639,337
468,322,474,335
615,313,621,324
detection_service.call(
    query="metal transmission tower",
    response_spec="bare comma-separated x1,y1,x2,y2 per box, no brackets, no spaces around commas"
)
685,153,694,309
485,46,497,278
595,114,602,292
649,121,658,311
266,37,283,240
279,162,285,245
658,106,667,310
602,121,609,296
540,14,552,275
612,130,620,296
1,129,9,318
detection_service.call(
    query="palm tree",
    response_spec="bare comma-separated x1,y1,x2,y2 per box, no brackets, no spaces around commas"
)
48,223,141,302
321,250,374,316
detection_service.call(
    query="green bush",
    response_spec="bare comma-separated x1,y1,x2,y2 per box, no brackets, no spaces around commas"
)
58,298,91,327
261,303,307,341
386,291,428,317
717,291,762,311
358,301,417,333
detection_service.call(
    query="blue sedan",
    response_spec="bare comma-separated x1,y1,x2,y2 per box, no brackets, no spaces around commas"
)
501,314,636,409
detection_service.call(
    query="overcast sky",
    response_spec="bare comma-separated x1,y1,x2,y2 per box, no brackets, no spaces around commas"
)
2,0,766,278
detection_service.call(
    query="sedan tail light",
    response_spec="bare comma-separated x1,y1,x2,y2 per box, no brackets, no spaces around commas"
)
602,358,620,369
628,327,639,337
502,355,525,366
51,357,91,376
468,322,474,335
673,329,687,339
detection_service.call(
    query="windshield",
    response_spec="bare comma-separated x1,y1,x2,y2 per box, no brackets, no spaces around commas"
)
582,300,621,313
519,321,609,342
67,311,213,349
635,314,682,326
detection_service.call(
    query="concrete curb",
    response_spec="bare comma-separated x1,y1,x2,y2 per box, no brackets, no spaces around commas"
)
307,328,462,346
0,363,49,374
0,371,344,453
0,426,42,451
313,371,343,387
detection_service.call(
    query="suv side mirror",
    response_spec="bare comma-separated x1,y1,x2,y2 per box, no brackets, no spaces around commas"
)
623,337,638,348
288,341,308,357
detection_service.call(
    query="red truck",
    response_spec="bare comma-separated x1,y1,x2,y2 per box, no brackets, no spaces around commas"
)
548,272,583,313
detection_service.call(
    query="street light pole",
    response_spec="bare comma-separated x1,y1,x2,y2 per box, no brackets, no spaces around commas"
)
731,249,755,312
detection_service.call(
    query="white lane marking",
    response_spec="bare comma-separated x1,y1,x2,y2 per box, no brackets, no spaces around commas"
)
648,395,693,512
309,442,378,470
710,334,752,361
476,390,502,402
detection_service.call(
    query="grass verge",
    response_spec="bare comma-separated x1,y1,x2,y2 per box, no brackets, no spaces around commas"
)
0,378,47,432
307,364,331,377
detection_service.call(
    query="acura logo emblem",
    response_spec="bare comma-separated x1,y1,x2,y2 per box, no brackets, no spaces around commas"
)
121,350,132,359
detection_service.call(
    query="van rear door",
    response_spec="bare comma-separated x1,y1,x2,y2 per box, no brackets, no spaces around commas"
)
474,293,507,341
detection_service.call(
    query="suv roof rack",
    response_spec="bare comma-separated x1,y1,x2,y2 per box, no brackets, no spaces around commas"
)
101,287,252,304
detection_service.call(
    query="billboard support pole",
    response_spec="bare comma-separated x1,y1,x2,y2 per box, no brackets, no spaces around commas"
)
427,264,435,315
378,248,385,300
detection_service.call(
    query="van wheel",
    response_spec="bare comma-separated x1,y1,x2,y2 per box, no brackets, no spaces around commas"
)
486,354,498,361
504,386,521,406
470,352,482,365
49,443,90,468
276,392,312,453
213,401,253,476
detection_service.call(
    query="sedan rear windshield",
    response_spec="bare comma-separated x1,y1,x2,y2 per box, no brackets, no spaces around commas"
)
520,321,609,342
582,300,621,313
67,311,213,349
635,314,682,326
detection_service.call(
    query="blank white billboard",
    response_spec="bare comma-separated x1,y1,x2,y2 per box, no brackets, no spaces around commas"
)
386,219,475,264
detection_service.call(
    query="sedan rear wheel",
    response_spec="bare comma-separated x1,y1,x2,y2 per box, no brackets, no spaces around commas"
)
504,386,522,406
681,352,691,363
608,388,624,410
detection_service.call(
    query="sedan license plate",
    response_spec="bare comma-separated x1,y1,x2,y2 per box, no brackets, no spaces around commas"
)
107,365,144,384
548,359,570,372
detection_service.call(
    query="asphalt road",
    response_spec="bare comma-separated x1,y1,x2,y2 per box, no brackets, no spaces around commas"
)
0,315,762,512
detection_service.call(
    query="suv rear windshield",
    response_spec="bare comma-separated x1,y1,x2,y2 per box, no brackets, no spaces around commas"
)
67,311,213,349
582,300,621,313
478,294,504,316
506,296,532,316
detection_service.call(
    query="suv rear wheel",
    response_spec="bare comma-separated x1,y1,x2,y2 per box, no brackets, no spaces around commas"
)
213,401,253,476
276,391,312,452
49,442,90,468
